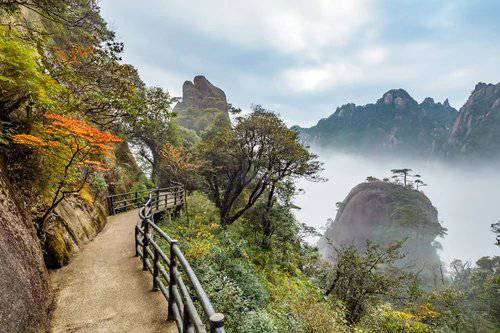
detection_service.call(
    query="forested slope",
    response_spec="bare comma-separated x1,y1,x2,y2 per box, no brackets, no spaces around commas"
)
0,2,498,333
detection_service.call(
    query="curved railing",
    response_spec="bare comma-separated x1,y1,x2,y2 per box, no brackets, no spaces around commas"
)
107,185,185,215
134,188,225,333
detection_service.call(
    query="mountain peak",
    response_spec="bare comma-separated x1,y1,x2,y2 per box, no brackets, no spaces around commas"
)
174,75,230,133
421,97,436,105
377,89,418,108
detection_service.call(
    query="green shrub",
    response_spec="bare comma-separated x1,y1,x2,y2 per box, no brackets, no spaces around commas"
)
361,304,431,333
239,310,280,333
161,192,351,332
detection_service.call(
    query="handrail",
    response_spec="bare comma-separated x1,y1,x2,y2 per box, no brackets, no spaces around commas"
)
106,186,184,215
132,188,225,333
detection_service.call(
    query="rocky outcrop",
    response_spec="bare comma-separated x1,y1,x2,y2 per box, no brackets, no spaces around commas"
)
0,158,51,332
319,181,444,277
295,89,457,156
45,142,142,268
173,75,230,133
0,140,143,330
447,82,500,158
44,194,107,268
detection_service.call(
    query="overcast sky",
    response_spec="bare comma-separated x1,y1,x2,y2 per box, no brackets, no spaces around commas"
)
100,0,500,127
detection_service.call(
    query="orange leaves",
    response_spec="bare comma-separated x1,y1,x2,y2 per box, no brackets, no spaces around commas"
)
45,113,122,152
81,160,110,172
161,143,203,173
13,113,122,173
13,134,48,147
53,45,94,65
159,143,203,187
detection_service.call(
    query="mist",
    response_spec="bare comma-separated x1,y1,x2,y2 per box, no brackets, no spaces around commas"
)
295,149,500,264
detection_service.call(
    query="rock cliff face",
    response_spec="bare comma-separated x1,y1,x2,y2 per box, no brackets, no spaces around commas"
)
295,89,457,156
173,75,230,133
0,158,51,332
318,181,443,276
0,141,142,330
44,142,141,268
44,195,107,268
447,82,500,158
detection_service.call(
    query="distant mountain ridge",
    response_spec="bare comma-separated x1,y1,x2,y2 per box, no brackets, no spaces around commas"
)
447,82,500,158
294,88,458,156
294,82,500,159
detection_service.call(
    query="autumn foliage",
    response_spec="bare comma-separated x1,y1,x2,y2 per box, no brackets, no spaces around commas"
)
160,143,202,189
13,113,122,226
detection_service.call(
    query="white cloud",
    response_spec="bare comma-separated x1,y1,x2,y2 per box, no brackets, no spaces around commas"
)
284,62,363,92
101,0,500,125
150,0,374,58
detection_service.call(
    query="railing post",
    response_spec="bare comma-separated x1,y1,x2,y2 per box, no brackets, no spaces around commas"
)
156,189,160,211
107,196,115,215
135,192,138,207
152,247,159,291
168,240,179,321
142,217,150,271
134,225,139,257
183,302,193,332
209,313,225,333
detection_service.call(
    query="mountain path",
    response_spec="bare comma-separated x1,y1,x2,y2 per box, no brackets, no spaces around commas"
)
50,209,177,333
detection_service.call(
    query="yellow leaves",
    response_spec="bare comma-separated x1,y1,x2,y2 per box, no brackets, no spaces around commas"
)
369,305,432,333
79,185,94,206
160,143,203,173
414,303,440,321
12,134,46,147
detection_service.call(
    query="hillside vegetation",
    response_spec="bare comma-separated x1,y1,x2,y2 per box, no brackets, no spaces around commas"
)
295,83,500,160
0,2,498,333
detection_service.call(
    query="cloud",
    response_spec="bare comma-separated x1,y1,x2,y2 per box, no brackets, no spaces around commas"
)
282,46,389,92
100,0,500,126
284,62,363,92
138,0,374,59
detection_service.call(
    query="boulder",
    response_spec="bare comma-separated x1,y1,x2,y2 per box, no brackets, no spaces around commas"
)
318,181,443,278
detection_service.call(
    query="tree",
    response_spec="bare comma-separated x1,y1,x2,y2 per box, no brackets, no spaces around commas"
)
159,143,203,190
127,87,178,185
414,179,427,190
1,0,147,129
198,106,322,226
390,168,412,186
13,113,122,234
0,26,60,120
325,241,406,324
491,222,500,246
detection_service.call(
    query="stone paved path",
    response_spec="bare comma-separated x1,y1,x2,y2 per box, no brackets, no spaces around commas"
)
51,209,177,333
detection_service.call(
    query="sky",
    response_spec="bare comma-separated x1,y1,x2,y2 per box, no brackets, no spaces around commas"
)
100,0,500,127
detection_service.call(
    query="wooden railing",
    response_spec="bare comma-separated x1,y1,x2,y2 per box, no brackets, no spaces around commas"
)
132,188,225,333
107,186,185,215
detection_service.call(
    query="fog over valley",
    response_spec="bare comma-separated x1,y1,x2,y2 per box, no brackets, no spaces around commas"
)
295,149,500,264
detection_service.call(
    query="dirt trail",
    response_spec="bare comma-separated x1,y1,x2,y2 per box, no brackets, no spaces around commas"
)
51,209,177,333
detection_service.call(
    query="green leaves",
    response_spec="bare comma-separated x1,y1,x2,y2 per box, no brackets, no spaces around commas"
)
0,26,61,114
